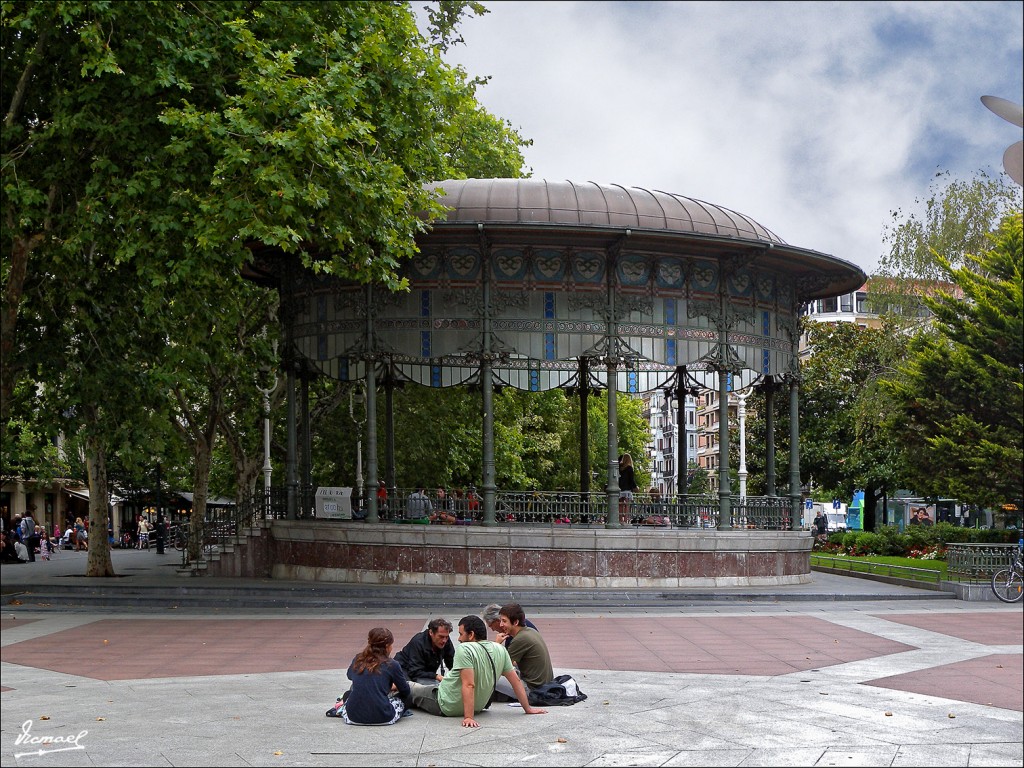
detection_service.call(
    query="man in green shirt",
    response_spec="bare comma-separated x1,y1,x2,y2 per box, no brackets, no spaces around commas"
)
493,602,554,700
409,615,547,728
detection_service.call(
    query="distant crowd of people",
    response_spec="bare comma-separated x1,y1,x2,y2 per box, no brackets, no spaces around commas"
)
335,602,558,727
1,511,169,564
370,483,481,525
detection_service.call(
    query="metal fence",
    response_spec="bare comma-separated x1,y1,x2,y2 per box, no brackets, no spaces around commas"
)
946,542,1019,581
177,487,796,568
221,487,793,530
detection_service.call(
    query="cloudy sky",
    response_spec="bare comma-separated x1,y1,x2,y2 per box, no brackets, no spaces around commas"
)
431,1,1023,273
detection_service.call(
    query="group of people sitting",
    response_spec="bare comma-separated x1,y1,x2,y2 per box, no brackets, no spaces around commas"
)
394,485,480,525
335,602,555,727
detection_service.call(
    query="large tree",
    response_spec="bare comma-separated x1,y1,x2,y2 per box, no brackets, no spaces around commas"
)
799,321,911,531
874,170,1021,319
885,214,1023,515
2,1,528,573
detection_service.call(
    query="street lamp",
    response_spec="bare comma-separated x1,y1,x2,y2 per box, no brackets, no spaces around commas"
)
349,384,366,515
736,388,751,499
257,341,279,519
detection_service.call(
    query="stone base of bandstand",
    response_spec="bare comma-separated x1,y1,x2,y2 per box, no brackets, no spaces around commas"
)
256,520,812,589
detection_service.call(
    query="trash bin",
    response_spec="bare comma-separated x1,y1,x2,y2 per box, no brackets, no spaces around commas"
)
315,487,353,520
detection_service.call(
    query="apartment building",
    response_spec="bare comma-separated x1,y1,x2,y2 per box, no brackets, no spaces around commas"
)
641,389,697,496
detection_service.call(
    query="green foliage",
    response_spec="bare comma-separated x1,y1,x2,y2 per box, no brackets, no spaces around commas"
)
685,462,713,497
800,320,910,530
311,385,649,494
828,523,1016,558
2,1,530,528
875,170,1022,319
743,385,789,496
884,214,1023,509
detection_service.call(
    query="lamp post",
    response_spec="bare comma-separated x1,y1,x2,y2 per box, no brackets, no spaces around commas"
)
737,388,750,499
349,385,366,516
155,461,164,555
258,344,278,518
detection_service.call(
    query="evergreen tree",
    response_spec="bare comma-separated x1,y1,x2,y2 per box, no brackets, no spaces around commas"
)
885,214,1023,517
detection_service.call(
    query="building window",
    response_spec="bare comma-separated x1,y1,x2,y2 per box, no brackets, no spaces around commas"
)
840,293,852,312
856,291,867,313
822,297,838,313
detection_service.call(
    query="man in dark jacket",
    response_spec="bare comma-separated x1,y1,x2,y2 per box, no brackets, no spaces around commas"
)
395,618,455,684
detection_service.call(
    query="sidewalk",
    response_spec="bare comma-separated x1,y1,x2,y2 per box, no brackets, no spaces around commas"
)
1,549,1021,767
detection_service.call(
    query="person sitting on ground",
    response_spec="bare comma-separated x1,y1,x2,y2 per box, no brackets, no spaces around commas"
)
404,487,433,522
394,618,455,684
1,532,24,563
482,603,538,647
430,488,457,525
429,489,457,525
491,602,554,701
13,535,30,562
641,487,670,526
408,615,547,727
339,627,412,725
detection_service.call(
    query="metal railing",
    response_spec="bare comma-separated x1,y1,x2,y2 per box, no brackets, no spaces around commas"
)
174,487,797,572
240,486,793,529
946,543,1019,582
810,554,944,584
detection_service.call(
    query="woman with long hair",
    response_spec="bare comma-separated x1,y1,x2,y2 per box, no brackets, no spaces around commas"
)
618,454,637,524
338,627,411,725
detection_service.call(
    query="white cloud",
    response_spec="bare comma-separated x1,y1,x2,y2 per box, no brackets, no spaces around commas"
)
435,0,1024,272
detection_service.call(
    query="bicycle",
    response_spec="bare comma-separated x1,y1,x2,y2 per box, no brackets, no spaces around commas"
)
990,539,1024,603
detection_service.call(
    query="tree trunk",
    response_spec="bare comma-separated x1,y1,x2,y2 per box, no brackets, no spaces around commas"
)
85,437,115,577
862,487,881,532
189,440,213,563
0,233,41,425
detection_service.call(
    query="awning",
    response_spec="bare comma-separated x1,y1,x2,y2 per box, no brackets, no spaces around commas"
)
178,492,235,508
65,488,124,504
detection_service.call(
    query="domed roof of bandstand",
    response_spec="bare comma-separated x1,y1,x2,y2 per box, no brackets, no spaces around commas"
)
421,178,866,298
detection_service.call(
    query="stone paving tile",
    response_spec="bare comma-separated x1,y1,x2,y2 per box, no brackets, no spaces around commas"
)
863,652,1023,712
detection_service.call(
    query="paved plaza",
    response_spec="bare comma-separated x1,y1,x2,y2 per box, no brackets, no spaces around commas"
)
1,549,1021,767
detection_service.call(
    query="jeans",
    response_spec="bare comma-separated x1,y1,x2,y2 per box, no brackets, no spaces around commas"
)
409,681,443,716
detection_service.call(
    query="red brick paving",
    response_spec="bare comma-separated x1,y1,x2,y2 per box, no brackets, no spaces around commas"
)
539,615,915,675
874,611,1024,646
8,614,1018,712
1,615,914,681
0,618,422,681
864,653,1023,712
0,617,40,632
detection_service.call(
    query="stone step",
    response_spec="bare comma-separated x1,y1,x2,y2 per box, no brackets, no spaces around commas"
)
2,581,952,613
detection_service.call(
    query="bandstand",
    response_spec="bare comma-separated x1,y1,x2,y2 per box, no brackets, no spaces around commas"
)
239,179,866,588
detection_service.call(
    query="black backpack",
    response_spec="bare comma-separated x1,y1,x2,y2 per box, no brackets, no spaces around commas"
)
527,674,587,707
